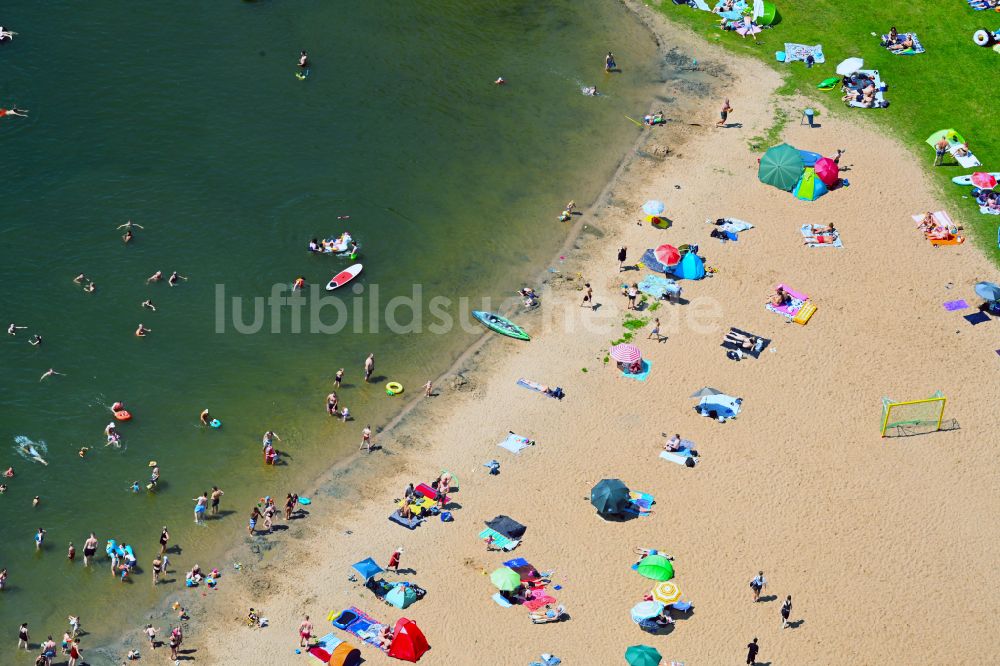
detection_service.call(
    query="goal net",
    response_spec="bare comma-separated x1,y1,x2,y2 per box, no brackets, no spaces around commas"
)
880,392,946,438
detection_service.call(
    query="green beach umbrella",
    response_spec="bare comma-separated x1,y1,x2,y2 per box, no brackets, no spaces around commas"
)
758,143,804,191
636,554,675,581
625,644,662,666
490,566,521,592
926,129,965,147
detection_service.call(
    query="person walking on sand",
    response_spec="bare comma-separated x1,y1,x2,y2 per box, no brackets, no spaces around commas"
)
617,246,627,271
364,354,375,382
581,283,593,309
298,616,313,647
387,546,403,573
168,631,178,660
750,571,767,602
211,486,224,515
334,368,344,388
193,493,208,524
781,594,792,628
423,380,433,397
716,98,733,128
83,533,97,566
626,283,638,310
67,638,81,666
648,317,662,341
746,637,760,665
159,526,169,555
360,424,372,453
144,624,159,650
326,391,338,415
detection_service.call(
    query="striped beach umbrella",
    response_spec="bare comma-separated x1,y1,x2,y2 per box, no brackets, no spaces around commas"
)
650,581,681,605
610,343,642,364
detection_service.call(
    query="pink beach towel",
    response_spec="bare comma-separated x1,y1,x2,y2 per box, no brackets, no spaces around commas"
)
769,283,808,316
523,594,557,611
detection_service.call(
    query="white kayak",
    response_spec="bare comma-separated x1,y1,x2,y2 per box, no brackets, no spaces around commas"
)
326,263,363,291
952,172,1000,186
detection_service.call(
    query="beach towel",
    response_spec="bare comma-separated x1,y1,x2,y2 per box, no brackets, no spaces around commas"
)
660,446,697,466
765,283,808,318
783,43,825,64
714,0,748,20
492,592,513,608
980,205,1000,216
637,274,681,300
498,432,535,455
800,224,843,248
517,378,564,399
707,217,754,234
479,528,520,551
388,512,423,530
952,146,982,168
912,211,964,245
721,327,770,358
523,594,558,611
965,311,991,325
333,607,388,652
309,632,341,662
692,0,711,9
967,0,996,10
882,32,925,55
943,300,969,311
624,491,655,516
622,359,652,381
502,557,530,568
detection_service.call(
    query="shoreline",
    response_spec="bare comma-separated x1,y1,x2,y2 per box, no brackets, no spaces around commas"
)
108,3,1000,665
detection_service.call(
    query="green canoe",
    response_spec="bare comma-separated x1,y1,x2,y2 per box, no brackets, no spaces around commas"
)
472,310,530,341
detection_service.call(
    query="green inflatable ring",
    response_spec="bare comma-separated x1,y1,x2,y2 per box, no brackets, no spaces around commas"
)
386,381,403,396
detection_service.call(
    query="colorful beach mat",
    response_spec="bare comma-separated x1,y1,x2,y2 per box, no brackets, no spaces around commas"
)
783,43,825,64
479,528,520,551
332,607,388,652
765,284,808,318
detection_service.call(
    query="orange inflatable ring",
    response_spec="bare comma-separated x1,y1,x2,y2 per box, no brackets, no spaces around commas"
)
114,410,132,421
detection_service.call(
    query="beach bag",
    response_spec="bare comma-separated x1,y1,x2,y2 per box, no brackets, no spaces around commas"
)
440,511,453,522
685,457,696,468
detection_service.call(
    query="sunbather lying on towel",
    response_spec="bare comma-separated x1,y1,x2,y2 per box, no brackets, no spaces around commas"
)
724,330,763,349
643,111,665,126
803,222,838,244
634,547,674,566
378,625,394,649
768,286,791,307
713,0,735,12
529,605,566,623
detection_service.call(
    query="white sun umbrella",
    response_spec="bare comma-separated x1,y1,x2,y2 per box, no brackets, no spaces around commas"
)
835,57,863,76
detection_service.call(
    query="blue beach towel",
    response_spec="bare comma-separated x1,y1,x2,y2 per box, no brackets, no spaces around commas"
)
622,359,652,381
492,592,513,607
624,491,655,516
498,432,534,455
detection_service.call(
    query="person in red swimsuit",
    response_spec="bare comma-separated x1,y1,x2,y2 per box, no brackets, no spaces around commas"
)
0,107,28,118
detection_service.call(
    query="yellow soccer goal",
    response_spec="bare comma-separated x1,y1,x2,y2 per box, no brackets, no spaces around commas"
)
880,392,947,437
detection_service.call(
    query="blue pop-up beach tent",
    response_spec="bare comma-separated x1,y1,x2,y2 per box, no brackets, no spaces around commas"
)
673,251,706,280
351,557,384,582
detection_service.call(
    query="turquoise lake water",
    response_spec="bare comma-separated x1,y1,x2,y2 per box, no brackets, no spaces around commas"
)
0,0,662,652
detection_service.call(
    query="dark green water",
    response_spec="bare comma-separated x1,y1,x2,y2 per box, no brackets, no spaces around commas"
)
0,0,660,652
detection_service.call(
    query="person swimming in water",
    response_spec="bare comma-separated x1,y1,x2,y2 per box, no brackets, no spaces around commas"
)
117,220,144,231
200,408,212,426
29,334,41,346
583,86,598,96
141,299,156,311
298,50,309,68
292,277,305,291
8,323,26,335
135,323,151,337
123,229,134,244
605,51,616,72
73,274,87,284
39,368,64,382
0,107,28,118
147,271,163,283
83,282,96,293
167,271,187,287
494,76,505,85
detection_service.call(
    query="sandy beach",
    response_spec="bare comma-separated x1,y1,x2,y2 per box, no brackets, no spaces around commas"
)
149,5,1000,666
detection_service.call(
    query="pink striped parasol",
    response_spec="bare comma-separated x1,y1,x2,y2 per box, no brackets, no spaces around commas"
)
610,343,642,364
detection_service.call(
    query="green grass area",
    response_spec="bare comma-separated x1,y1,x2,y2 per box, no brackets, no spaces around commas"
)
652,0,1000,262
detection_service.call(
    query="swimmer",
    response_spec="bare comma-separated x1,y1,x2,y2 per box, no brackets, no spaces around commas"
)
104,421,117,438
583,86,598,96
29,334,41,346
131,481,141,493
141,299,156,311
3,467,13,477
0,107,28,118
326,392,338,415
298,50,309,68
83,282,96,293
292,276,305,291
605,51,616,72
39,368,64,381
146,271,163,283
337,215,351,220
0,27,17,41
122,229,133,244
8,323,26,335
32,496,40,507
424,380,433,397
261,430,281,449
73,274,87,284
135,323,150,337
35,527,46,550
200,408,211,426
167,271,187,286
78,447,89,458
0,484,6,493
494,76,505,85
116,220,144,231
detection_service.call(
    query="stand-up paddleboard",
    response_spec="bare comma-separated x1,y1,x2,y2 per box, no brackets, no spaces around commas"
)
952,172,1000,186
472,310,530,341
326,264,363,291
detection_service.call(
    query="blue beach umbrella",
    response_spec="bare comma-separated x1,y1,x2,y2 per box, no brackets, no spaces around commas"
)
351,557,384,582
642,200,665,215
630,601,665,623
975,281,1000,302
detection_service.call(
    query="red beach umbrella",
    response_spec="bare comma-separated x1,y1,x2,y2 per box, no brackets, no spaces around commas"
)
971,172,997,190
813,157,839,187
653,244,680,266
610,343,642,364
